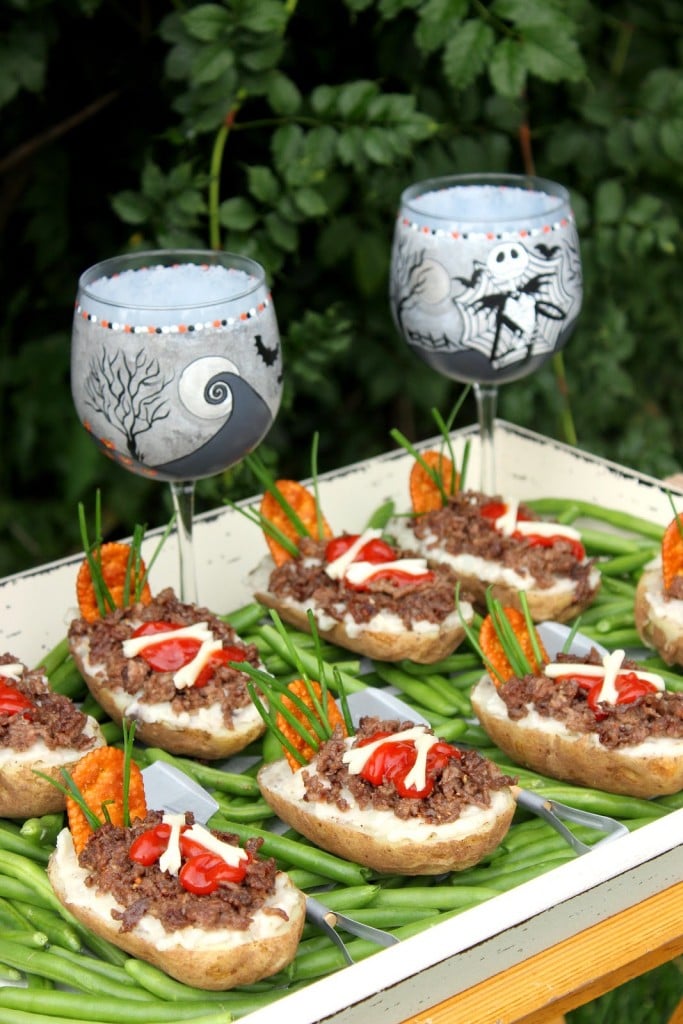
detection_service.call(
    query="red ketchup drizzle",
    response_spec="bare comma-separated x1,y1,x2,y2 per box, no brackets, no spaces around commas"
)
129,822,250,894
480,502,585,560
130,622,246,687
324,535,434,590
0,677,34,716
357,731,461,799
556,670,658,719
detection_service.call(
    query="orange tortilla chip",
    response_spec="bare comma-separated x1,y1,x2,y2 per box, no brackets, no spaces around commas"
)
479,607,547,686
662,515,683,592
276,679,347,771
76,542,152,622
409,451,458,514
260,481,331,566
66,746,147,855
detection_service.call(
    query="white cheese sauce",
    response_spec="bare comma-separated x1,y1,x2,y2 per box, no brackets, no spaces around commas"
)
260,751,511,844
51,829,301,950
472,675,683,758
0,716,104,765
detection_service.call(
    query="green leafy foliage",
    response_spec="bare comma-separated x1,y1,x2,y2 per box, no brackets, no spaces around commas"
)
1,0,682,581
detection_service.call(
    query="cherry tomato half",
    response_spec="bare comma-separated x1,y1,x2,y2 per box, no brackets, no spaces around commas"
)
0,678,34,717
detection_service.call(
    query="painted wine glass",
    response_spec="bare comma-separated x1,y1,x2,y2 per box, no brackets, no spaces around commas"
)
389,173,582,493
71,249,283,603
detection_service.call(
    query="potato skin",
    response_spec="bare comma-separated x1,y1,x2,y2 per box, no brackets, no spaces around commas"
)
634,567,683,667
471,675,683,799
258,759,516,875
70,648,265,760
0,728,106,819
47,831,306,990
254,590,468,665
451,572,598,625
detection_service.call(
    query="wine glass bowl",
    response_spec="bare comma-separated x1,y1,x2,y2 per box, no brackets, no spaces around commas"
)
71,249,283,601
389,173,582,490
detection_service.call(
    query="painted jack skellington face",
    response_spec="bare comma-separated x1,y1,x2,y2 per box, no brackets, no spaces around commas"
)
451,239,572,370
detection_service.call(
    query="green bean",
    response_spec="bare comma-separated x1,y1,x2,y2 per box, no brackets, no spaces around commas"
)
313,884,379,911
20,814,64,849
0,988,245,1022
289,911,449,980
399,652,481,675
0,850,129,965
100,721,124,744
123,958,285,1010
598,550,657,576
476,854,576,891
9,902,82,952
34,636,70,678
0,822,51,864
222,600,267,633
46,946,138,984
209,792,274,822
257,624,367,694
370,884,498,909
525,499,664,541
512,778,667,820
0,876,54,909
143,748,261,797
208,813,371,886
372,664,462,716
0,1003,233,1024
573,598,634,625
47,658,87,699
600,575,637,597
0,965,22,982
338,906,434,928
0,941,154,1000
285,869,330,889
410,671,472,715
2,929,49,948
24,972,55,990
580,529,648,556
579,627,645,648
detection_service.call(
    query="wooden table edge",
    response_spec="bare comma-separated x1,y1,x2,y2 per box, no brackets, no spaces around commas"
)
399,877,683,1024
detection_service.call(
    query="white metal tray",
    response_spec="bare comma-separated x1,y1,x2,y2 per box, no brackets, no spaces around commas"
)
1,420,681,1024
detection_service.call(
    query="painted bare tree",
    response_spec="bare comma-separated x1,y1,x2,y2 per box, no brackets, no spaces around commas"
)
390,236,429,335
84,348,172,462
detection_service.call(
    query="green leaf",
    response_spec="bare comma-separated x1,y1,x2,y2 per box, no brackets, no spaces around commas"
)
182,4,231,42
219,196,259,230
442,20,495,92
337,80,379,119
594,180,625,226
247,165,280,204
415,0,468,55
267,71,302,115
191,43,235,85
492,0,575,32
488,38,527,98
362,127,394,164
519,26,586,84
660,119,683,164
110,192,151,225
264,211,299,252
292,187,328,218
240,1,289,33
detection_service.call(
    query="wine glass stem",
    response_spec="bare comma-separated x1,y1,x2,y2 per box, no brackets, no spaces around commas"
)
169,480,197,604
474,382,498,494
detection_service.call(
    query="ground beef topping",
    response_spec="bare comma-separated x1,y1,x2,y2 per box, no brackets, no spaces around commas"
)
67,588,261,727
497,650,683,749
0,653,96,753
266,537,466,629
300,716,515,825
77,811,281,933
405,490,596,596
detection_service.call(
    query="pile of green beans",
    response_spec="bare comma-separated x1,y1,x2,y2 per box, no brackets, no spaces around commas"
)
0,495,679,1021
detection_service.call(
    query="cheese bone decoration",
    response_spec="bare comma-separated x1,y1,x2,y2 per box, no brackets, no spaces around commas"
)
470,603,683,798
254,676,517,876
